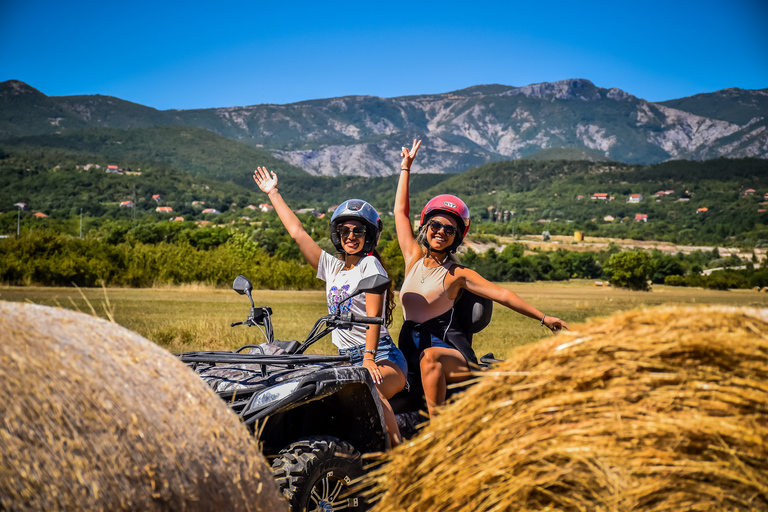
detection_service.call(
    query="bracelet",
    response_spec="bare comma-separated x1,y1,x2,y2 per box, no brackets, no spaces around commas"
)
540,314,547,326
364,349,377,355
401,168,410,171
363,357,375,362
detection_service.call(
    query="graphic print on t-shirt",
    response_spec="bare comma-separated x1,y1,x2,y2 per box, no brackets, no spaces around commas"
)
328,284,351,314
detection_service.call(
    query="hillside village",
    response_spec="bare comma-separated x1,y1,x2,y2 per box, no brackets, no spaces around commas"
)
5,160,768,229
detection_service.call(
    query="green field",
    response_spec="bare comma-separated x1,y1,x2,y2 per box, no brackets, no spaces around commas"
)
2,281,767,359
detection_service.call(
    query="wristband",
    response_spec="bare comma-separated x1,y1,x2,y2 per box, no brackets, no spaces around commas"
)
401,168,410,171
540,314,547,326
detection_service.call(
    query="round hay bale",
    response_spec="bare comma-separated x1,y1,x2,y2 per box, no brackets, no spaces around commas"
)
369,306,768,512
0,301,286,512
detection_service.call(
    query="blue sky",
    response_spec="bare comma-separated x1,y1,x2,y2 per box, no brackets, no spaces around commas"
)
1,0,766,110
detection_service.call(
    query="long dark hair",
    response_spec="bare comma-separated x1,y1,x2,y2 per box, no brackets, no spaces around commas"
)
371,249,396,328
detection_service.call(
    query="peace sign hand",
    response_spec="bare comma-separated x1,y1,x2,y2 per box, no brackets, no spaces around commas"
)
253,167,278,194
400,139,422,170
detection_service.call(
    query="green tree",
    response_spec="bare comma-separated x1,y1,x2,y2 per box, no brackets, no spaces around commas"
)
380,239,405,288
604,251,653,291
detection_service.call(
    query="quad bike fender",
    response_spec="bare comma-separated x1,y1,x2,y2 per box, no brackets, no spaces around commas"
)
257,365,389,455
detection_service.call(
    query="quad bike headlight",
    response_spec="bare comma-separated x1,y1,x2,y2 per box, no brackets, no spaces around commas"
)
247,379,302,411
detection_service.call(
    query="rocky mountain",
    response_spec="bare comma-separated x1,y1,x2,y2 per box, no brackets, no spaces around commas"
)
1,79,766,177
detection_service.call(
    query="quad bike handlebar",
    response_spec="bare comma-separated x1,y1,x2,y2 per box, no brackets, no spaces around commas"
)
228,274,389,355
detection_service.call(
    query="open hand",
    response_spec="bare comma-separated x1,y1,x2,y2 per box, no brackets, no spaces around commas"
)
362,359,382,385
544,316,570,333
253,167,278,194
400,139,422,170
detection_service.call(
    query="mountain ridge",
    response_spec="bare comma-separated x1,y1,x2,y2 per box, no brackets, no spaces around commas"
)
1,79,766,176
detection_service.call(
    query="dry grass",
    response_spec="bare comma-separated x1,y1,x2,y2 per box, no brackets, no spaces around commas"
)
366,305,768,512
1,281,766,357
0,301,286,511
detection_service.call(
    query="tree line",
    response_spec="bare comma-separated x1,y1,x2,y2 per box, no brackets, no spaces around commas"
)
2,220,767,291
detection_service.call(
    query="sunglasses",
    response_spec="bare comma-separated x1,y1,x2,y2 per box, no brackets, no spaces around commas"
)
338,226,366,239
428,219,457,237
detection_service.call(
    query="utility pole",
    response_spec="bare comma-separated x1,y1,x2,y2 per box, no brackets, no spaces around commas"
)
17,207,21,237
80,208,83,239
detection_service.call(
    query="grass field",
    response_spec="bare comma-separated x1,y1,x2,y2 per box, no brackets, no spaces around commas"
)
2,281,767,359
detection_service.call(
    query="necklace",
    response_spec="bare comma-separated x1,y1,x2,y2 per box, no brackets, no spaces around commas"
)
420,256,447,284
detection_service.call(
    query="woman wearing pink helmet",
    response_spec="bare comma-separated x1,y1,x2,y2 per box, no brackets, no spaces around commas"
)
394,140,570,420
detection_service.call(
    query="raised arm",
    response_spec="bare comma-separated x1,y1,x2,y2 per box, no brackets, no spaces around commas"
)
394,139,423,269
455,267,571,333
253,167,322,270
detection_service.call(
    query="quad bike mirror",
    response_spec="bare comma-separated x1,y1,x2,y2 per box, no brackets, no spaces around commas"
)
233,275,253,295
349,275,390,299
233,275,255,307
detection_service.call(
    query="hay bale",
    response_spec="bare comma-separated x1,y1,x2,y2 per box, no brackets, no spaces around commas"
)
369,306,768,512
0,301,286,512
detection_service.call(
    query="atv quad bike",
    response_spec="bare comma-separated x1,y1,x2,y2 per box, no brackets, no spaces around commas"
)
177,274,495,512
177,274,392,511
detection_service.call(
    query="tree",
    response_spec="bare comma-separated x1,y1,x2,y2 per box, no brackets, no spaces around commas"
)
603,251,653,291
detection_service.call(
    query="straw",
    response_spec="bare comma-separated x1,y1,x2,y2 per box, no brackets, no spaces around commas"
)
368,306,768,512
0,301,286,511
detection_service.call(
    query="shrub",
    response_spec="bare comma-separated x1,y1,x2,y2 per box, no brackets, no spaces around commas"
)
604,251,652,291
664,275,687,286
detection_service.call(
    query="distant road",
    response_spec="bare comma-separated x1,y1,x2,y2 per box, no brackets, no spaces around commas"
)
462,235,766,264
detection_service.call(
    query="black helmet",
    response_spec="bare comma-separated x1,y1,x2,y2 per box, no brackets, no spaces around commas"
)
329,199,383,255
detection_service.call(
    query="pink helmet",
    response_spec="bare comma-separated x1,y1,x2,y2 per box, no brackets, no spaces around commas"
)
420,194,471,240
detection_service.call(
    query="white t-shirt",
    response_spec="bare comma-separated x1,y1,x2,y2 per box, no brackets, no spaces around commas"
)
316,251,391,349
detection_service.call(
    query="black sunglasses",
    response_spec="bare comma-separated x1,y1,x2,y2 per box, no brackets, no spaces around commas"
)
338,226,366,239
428,219,457,237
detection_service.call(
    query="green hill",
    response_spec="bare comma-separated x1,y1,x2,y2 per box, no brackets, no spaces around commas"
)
523,146,614,162
0,143,450,219
0,125,306,188
0,150,267,218
416,158,768,246
3,133,767,247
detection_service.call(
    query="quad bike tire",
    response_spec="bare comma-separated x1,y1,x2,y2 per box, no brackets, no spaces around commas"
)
272,435,367,512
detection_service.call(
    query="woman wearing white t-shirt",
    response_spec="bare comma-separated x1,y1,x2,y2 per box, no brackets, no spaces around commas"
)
254,167,407,446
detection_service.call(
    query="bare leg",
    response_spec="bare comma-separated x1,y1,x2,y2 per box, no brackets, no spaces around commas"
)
419,347,469,421
375,361,406,448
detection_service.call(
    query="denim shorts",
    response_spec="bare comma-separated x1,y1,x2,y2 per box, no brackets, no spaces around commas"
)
338,335,408,376
412,330,453,351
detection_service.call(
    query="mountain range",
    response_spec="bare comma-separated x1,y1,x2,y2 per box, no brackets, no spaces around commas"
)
1,79,766,177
